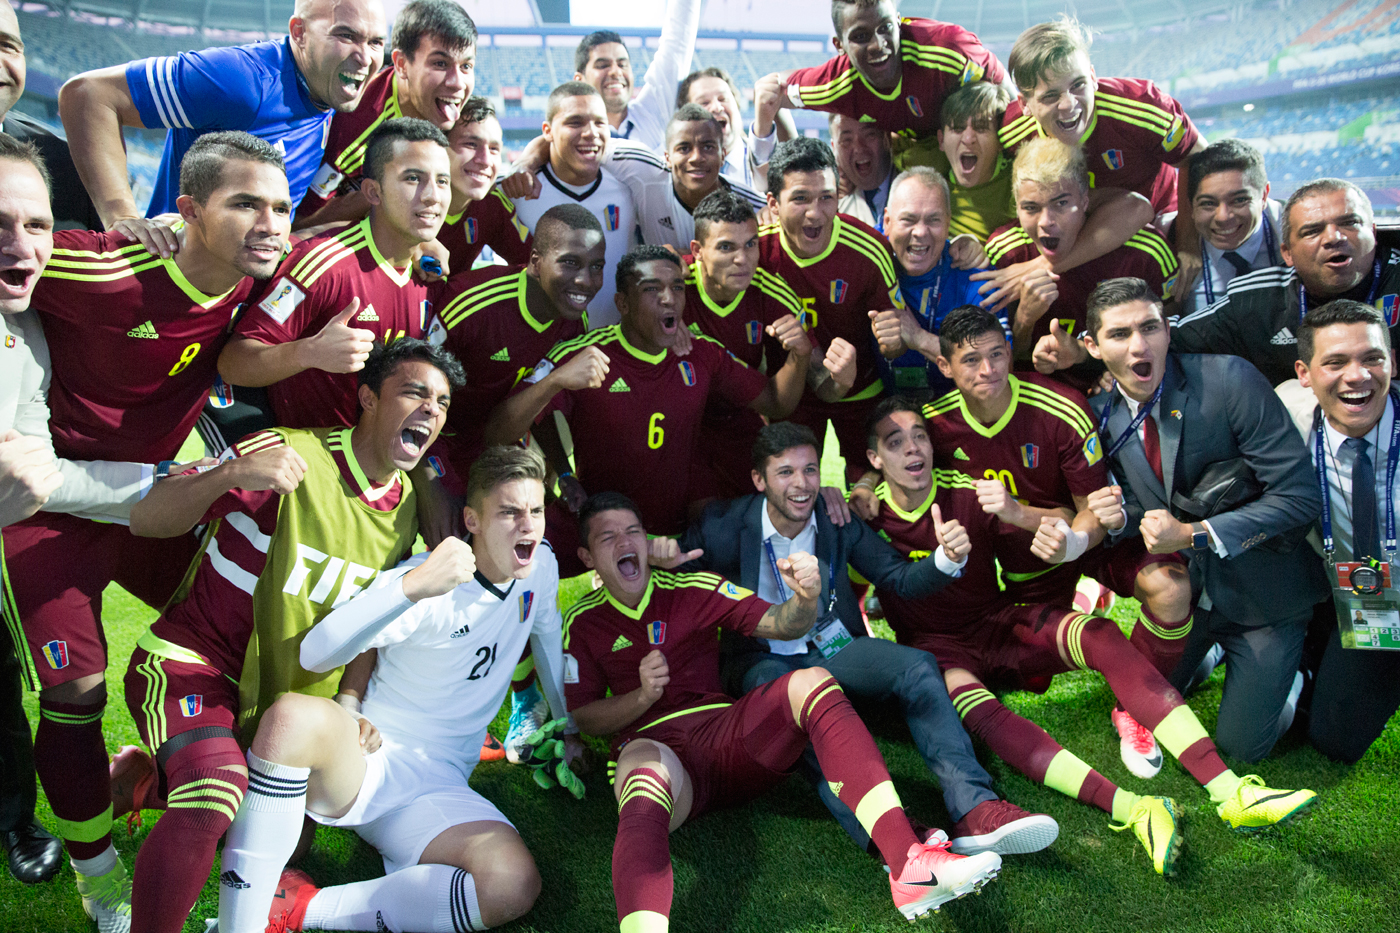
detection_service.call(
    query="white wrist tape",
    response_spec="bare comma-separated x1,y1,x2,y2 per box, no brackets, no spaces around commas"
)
1054,519,1089,564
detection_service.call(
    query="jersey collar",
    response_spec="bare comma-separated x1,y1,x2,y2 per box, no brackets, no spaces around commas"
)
616,325,667,364
358,216,414,287
334,426,402,504
513,270,555,334
876,478,937,523
779,214,842,268
692,260,747,318
474,569,516,601
604,573,656,620
958,375,1021,439
163,253,239,310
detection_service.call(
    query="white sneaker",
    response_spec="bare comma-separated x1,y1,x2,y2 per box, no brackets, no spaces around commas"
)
76,860,132,933
1111,706,1163,779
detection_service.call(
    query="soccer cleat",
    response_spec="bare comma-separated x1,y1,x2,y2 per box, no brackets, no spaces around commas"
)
505,683,550,764
948,799,1059,856
480,732,507,762
1111,706,1163,779
890,832,1001,920
76,859,133,933
1110,795,1183,876
266,867,319,932
110,746,165,832
1216,775,1317,833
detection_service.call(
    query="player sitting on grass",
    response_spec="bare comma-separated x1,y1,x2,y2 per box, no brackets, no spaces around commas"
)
214,446,579,933
861,396,1318,876
564,491,1003,927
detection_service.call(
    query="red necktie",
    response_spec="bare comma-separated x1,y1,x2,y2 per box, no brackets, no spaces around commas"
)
1143,412,1164,485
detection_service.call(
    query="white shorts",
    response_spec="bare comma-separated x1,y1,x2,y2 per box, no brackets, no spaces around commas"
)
310,737,513,874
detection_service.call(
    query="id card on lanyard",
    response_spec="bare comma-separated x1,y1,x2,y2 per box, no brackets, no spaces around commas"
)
765,538,850,659
1315,391,1400,650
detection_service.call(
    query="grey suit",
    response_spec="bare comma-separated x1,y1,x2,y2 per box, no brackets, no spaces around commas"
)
1093,353,1328,761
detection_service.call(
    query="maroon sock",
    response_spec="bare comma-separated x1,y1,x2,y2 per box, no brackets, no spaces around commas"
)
798,676,919,875
131,740,247,933
1130,606,1194,679
950,682,1119,816
612,767,674,928
34,698,111,860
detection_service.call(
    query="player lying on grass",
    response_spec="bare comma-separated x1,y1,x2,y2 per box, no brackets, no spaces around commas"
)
861,396,1318,876
563,491,1003,928
214,446,579,933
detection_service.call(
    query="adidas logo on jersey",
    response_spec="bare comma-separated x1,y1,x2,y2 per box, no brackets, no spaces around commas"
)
612,635,633,651
449,622,470,638
953,447,971,461
220,870,250,890
610,378,631,393
1270,327,1297,345
127,320,158,339
490,347,510,362
357,306,380,322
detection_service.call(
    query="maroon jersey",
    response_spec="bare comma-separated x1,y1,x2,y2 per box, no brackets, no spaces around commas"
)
426,264,586,469
297,67,398,218
524,325,767,535
149,427,406,678
237,217,431,428
33,229,257,463
923,374,1107,582
562,569,768,745
785,18,1004,141
682,257,804,371
438,188,534,269
757,214,904,415
999,77,1200,214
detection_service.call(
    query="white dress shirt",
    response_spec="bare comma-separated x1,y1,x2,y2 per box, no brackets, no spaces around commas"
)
757,504,819,655
1310,399,1397,566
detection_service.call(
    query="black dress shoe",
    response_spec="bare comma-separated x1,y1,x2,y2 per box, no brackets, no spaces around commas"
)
3,819,63,884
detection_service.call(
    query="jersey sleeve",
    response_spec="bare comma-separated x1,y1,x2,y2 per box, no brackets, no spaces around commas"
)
234,247,339,345
1139,81,1200,164
475,189,533,265
299,553,427,672
1054,401,1110,496
199,430,286,527
125,46,265,132
562,613,609,711
784,58,859,116
704,575,771,636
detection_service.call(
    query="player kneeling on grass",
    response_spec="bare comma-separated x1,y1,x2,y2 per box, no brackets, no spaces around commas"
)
564,492,1001,928
215,446,580,933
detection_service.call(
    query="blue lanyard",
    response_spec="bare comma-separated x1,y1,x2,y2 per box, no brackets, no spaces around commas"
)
1201,211,1278,306
1097,381,1166,460
764,535,838,615
1299,257,1383,324
1314,389,1400,561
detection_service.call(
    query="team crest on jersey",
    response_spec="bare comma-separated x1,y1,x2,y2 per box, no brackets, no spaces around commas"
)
1163,116,1186,150
208,376,235,409
647,621,666,645
906,96,923,118
464,218,479,243
1083,433,1103,466
3,335,14,348
745,320,762,344
960,60,986,86
1020,443,1040,469
605,205,621,232
179,695,204,718
259,278,305,325
519,591,534,623
830,280,849,304
1102,150,1125,171
678,361,697,386
426,455,446,478
1380,294,1400,327
40,640,68,670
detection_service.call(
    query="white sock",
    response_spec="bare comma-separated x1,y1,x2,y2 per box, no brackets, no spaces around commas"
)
303,864,484,932
71,845,118,877
218,751,310,933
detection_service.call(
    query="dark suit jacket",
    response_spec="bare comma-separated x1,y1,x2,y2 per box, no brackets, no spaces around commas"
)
1091,353,1328,627
678,493,959,654
3,110,101,230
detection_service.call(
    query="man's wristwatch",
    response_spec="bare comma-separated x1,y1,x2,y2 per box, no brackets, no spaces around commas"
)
1190,522,1210,551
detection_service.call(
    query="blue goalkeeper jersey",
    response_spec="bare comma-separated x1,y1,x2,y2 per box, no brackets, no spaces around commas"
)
126,38,332,216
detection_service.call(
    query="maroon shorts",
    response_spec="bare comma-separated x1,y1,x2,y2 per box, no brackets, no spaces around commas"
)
1003,536,1186,606
899,601,1083,692
2,512,200,690
123,646,239,753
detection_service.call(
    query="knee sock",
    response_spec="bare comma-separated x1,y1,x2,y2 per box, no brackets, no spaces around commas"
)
132,740,248,933
1067,614,1239,797
1129,606,1194,679
949,683,1137,821
219,751,310,933
511,643,537,694
34,698,112,861
612,768,673,933
798,677,919,875
303,864,483,932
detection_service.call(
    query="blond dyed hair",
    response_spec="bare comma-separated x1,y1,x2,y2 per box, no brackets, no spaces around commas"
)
1011,137,1089,198
1008,16,1092,94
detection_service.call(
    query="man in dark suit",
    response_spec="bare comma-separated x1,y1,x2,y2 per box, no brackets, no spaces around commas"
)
659,421,1057,859
1084,277,1328,762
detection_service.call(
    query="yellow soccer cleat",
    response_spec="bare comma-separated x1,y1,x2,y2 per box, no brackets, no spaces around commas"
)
1111,795,1183,877
76,858,133,933
1217,775,1317,832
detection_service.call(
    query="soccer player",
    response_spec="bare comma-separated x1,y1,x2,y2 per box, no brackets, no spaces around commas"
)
434,98,533,269
1171,179,1400,387
295,0,477,226
759,137,905,481
218,118,450,430
119,338,463,933
565,492,1002,926
213,446,574,933
57,0,386,251
1,131,292,931
936,82,1014,241
509,83,636,328
678,66,794,187
863,396,1317,876
573,0,699,147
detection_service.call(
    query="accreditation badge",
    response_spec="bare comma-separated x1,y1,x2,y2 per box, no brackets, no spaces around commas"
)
1330,559,1400,650
811,614,854,660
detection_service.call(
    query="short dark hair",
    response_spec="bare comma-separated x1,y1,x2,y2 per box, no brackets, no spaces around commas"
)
178,131,285,204
547,81,602,122
465,445,546,509
665,102,722,144
865,395,927,452
575,30,625,74
766,136,839,198
0,133,52,196
1298,299,1391,364
676,66,741,111
752,422,820,475
937,305,1007,359
940,82,1011,133
616,245,682,298
362,118,449,184
693,188,758,243
533,203,605,257
392,0,476,59
830,0,887,34
1085,277,1163,340
455,96,497,130
358,337,466,395
578,491,643,545
1281,178,1373,244
1185,138,1268,203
